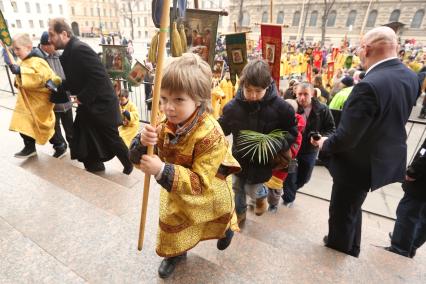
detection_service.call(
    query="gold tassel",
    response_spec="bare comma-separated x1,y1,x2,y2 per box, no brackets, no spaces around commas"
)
178,24,187,52
148,31,159,64
171,21,182,57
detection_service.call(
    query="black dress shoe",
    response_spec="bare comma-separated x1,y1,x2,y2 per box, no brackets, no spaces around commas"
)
123,164,133,175
323,235,328,245
217,228,234,250
84,161,105,173
14,146,37,159
158,253,187,279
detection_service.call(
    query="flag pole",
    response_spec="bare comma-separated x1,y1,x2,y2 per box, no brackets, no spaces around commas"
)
137,0,171,251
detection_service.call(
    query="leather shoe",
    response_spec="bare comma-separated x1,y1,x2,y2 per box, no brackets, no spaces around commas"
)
217,228,234,250
158,253,187,279
84,161,105,173
123,164,133,175
323,235,328,245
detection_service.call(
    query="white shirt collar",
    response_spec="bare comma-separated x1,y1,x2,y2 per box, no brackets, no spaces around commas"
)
365,57,398,75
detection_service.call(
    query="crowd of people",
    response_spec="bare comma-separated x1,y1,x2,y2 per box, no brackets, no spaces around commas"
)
3,17,426,279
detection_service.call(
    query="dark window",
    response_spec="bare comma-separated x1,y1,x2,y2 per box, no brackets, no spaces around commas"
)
389,9,400,22
327,10,337,27
242,11,250,26
309,11,318,27
277,11,284,24
411,9,424,28
292,11,301,26
346,10,357,27
262,11,268,23
366,10,378,27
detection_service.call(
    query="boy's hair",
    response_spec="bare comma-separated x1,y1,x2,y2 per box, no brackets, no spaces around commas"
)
119,89,129,98
285,99,298,112
12,33,32,48
239,59,271,89
161,53,212,112
49,18,73,37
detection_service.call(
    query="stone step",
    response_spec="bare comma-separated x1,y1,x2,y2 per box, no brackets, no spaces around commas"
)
0,160,159,283
0,218,85,284
1,159,424,283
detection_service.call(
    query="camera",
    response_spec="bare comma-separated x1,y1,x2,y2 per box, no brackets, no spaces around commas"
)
309,131,322,141
129,133,146,164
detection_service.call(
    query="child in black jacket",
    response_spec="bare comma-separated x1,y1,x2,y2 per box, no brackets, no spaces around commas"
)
218,59,298,223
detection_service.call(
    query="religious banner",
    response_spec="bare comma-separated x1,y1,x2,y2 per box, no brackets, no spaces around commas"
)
261,24,282,89
212,60,225,85
127,60,150,86
313,50,323,70
344,55,353,69
101,45,130,78
246,39,256,54
331,47,339,61
225,32,248,85
170,8,219,68
0,10,12,46
327,61,335,81
306,63,312,83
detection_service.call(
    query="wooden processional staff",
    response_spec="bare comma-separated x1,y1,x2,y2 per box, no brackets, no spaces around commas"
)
137,0,171,251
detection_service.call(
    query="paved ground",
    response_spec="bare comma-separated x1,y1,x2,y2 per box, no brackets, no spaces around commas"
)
0,100,425,283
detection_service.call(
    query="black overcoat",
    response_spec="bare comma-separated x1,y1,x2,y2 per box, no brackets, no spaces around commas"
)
322,59,420,190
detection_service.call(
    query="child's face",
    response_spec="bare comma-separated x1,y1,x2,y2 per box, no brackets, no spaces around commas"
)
160,90,198,125
119,96,128,106
243,84,267,102
12,43,32,60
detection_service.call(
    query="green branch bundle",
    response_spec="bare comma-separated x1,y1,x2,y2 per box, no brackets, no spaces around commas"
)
236,129,287,164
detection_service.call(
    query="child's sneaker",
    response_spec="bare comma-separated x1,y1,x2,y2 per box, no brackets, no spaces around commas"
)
237,211,246,225
217,228,234,250
255,197,267,216
268,204,278,213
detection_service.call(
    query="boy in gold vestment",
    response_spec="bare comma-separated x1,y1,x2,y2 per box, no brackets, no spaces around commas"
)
8,33,61,158
118,89,139,147
137,53,240,279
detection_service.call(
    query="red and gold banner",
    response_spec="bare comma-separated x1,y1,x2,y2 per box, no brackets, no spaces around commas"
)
306,63,312,83
313,50,323,70
327,61,335,81
331,47,339,61
261,24,282,90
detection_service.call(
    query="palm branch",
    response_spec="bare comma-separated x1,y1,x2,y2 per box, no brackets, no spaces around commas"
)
236,129,287,164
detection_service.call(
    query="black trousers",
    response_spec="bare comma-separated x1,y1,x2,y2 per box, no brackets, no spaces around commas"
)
20,133,35,148
49,109,74,149
71,112,131,169
326,180,368,257
391,193,426,257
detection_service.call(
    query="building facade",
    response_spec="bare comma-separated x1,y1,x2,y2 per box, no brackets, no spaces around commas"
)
229,0,426,45
1,0,69,38
68,0,120,37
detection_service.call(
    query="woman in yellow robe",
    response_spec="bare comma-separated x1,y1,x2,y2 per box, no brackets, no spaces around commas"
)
211,85,225,119
137,53,240,279
219,72,234,113
118,89,140,147
8,33,61,158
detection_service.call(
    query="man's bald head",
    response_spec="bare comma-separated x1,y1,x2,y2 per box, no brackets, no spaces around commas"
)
363,26,397,47
358,26,398,70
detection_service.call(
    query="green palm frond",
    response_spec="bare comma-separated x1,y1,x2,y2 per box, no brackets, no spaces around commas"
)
236,129,287,164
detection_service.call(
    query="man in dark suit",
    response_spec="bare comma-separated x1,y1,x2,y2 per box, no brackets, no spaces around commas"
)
48,18,133,174
312,26,421,257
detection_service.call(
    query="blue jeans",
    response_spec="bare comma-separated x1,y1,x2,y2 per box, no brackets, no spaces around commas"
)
282,151,317,203
232,175,268,215
391,193,426,257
